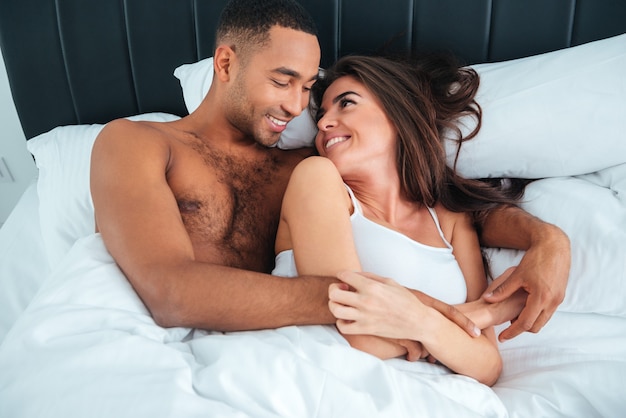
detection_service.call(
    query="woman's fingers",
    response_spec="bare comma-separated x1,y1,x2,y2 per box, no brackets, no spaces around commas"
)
413,290,480,337
328,282,359,306
328,299,359,322
331,271,425,339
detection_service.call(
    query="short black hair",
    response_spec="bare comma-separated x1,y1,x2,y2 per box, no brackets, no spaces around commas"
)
216,0,317,56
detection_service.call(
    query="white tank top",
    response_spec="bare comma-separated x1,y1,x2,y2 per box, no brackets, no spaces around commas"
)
272,185,467,305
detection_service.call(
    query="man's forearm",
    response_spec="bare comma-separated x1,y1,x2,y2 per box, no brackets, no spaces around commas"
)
130,262,336,331
478,205,563,251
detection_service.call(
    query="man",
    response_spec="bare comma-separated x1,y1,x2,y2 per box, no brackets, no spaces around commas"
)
91,0,570,343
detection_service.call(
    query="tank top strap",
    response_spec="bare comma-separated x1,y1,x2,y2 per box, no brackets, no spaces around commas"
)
426,207,453,250
344,183,363,215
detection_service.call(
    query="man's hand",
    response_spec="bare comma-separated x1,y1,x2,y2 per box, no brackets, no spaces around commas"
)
483,225,571,341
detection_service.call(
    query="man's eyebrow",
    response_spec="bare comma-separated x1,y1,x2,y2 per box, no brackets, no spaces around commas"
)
272,67,319,82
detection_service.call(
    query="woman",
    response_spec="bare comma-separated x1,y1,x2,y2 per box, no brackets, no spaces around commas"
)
272,55,525,386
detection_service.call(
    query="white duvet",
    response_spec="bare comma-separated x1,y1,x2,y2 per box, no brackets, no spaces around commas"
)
0,233,509,417
2,235,626,418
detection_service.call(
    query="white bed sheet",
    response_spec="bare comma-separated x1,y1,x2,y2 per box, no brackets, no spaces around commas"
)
495,313,626,417
0,182,50,342
0,232,510,417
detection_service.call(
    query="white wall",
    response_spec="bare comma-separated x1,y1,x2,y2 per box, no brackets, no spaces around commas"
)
0,48,38,225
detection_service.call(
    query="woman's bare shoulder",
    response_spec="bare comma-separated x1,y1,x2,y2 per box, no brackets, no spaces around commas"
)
283,156,349,210
433,204,474,239
291,156,341,182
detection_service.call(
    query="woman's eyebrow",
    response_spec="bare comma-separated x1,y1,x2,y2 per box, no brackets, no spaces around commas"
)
332,91,360,104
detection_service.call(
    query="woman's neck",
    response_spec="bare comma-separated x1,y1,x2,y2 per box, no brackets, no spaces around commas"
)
346,174,419,226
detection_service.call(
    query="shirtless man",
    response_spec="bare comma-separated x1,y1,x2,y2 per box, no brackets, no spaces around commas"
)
90,0,570,341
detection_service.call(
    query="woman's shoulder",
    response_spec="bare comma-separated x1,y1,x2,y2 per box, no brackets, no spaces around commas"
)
290,156,342,184
294,155,338,171
284,156,351,210
433,204,474,240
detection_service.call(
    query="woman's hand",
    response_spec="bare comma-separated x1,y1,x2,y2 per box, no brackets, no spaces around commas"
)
329,271,501,384
328,271,479,341
329,271,432,341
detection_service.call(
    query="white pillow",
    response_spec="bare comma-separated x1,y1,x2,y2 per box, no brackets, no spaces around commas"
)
27,112,180,269
445,33,626,179
485,164,626,316
174,57,318,150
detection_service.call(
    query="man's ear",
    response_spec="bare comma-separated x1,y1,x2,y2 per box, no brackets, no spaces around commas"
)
213,45,236,82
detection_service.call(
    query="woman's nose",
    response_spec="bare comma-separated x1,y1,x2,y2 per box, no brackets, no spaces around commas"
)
317,113,336,131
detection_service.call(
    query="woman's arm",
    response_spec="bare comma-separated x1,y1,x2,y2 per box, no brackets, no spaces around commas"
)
477,205,571,341
278,156,414,359
329,211,503,385
457,267,527,330
432,211,501,384
329,271,501,386
276,157,360,274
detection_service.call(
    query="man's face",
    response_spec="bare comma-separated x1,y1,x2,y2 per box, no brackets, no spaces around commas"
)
225,26,321,147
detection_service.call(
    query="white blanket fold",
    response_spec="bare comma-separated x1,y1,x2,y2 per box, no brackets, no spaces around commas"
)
0,234,508,418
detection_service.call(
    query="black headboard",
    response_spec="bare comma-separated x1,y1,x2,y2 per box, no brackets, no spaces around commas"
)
1,0,625,139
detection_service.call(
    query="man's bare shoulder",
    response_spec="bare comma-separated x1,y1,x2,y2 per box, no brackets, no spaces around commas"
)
96,117,178,146
92,117,185,167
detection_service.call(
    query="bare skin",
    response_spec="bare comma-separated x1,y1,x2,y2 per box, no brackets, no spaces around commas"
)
479,206,571,341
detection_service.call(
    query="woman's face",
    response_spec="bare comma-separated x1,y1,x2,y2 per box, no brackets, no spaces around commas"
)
314,76,397,176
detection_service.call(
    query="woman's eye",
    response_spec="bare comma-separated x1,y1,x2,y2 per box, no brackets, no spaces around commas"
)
340,98,355,108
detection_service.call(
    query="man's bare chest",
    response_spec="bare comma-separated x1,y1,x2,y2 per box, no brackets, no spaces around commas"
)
169,143,292,272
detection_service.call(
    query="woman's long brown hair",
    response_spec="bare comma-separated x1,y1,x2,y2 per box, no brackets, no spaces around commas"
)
311,54,529,276
312,54,527,221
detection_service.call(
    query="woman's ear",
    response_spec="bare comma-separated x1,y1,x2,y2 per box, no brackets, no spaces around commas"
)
213,45,236,82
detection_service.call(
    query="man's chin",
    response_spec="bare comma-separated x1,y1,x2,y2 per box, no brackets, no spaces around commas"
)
255,133,282,148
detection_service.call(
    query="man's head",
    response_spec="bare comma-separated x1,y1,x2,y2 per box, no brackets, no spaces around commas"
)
213,0,321,146
216,0,318,62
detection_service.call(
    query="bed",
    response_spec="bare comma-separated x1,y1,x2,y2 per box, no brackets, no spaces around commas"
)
1,1,625,417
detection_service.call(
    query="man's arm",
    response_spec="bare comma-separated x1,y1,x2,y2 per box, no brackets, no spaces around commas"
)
90,120,334,331
477,205,571,341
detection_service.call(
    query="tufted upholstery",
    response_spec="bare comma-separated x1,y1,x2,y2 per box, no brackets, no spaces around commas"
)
1,0,625,139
